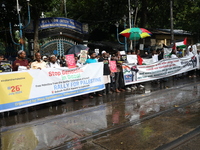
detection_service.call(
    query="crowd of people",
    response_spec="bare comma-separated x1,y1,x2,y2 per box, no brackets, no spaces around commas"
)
0,45,198,100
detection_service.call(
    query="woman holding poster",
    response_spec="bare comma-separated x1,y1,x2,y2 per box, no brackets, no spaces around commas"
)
111,51,125,93
98,52,112,94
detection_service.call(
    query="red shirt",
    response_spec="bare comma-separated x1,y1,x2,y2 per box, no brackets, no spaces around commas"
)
12,59,29,71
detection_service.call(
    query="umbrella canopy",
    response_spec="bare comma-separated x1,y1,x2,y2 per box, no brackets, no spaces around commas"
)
65,44,89,55
120,28,152,40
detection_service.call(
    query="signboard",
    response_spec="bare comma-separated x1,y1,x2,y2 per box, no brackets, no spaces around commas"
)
39,17,83,34
95,49,99,55
127,55,137,64
0,63,104,113
123,56,199,85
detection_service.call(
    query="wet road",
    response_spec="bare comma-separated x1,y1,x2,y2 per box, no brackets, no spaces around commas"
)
1,76,200,150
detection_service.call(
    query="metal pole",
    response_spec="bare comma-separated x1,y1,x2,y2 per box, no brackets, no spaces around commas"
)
116,27,124,45
170,0,174,43
16,0,23,50
18,13,24,50
124,22,127,52
64,0,67,17
128,0,133,51
128,0,131,28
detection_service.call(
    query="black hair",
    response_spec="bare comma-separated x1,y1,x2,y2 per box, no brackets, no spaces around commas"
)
89,51,95,56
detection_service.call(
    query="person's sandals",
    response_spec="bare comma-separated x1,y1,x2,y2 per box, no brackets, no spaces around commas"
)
116,89,121,93
119,88,125,92
89,95,94,99
98,94,102,97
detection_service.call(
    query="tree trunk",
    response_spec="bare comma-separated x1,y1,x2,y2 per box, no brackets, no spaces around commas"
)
33,16,40,56
141,0,148,28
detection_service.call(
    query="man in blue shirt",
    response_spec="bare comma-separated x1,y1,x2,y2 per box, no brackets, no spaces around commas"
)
86,51,102,98
85,51,97,64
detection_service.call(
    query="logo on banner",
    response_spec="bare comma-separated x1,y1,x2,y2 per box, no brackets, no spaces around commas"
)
0,72,33,104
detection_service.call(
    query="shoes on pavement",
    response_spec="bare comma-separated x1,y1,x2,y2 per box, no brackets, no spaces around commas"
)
116,89,121,93
139,84,144,88
126,87,131,91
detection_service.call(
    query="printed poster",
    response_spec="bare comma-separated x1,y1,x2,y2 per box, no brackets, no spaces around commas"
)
80,50,88,63
65,54,76,68
109,61,117,73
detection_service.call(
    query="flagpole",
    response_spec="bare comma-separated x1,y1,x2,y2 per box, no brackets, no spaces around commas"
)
128,0,133,51
170,0,174,43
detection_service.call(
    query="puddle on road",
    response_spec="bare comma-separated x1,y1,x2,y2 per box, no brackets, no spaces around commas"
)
90,102,200,150
1,77,200,150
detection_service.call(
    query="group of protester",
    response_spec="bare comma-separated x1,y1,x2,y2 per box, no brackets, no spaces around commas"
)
0,45,198,100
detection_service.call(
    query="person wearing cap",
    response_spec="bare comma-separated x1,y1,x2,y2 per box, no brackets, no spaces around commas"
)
12,50,29,71
42,56,48,62
101,50,106,55
31,52,47,69
47,55,61,68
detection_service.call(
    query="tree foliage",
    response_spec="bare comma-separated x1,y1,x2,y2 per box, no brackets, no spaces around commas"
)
1,0,200,44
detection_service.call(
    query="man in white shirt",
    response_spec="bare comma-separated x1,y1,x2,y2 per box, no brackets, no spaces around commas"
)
31,52,47,69
47,55,61,68
187,47,196,77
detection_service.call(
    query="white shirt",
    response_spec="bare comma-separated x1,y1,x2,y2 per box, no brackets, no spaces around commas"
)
152,54,158,63
188,51,194,58
171,54,178,58
46,62,61,68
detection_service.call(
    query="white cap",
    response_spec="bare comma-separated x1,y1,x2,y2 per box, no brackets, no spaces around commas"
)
101,50,106,54
42,56,47,59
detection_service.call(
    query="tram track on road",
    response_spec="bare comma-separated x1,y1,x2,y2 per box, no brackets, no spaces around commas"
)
53,82,200,149
156,126,200,150
1,80,200,132
1,79,200,150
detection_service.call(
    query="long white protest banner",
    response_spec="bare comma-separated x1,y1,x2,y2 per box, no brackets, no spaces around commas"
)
123,56,199,85
0,63,104,113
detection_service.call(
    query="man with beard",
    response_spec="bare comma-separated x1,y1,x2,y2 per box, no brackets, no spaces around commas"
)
12,50,29,71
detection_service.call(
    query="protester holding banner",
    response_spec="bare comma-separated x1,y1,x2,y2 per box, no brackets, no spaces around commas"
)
111,51,125,93
137,50,143,65
47,55,61,68
98,52,112,95
157,49,164,60
188,47,196,78
31,52,47,69
60,56,67,67
86,51,102,98
152,50,159,63
171,50,178,58
12,50,29,71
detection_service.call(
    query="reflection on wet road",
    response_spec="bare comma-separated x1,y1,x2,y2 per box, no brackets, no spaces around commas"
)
1,77,200,149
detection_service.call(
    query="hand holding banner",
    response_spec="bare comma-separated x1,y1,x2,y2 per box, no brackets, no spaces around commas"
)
65,54,76,68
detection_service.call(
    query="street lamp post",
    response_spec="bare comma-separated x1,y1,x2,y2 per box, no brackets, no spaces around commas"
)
115,15,128,52
9,0,31,51
129,8,134,51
